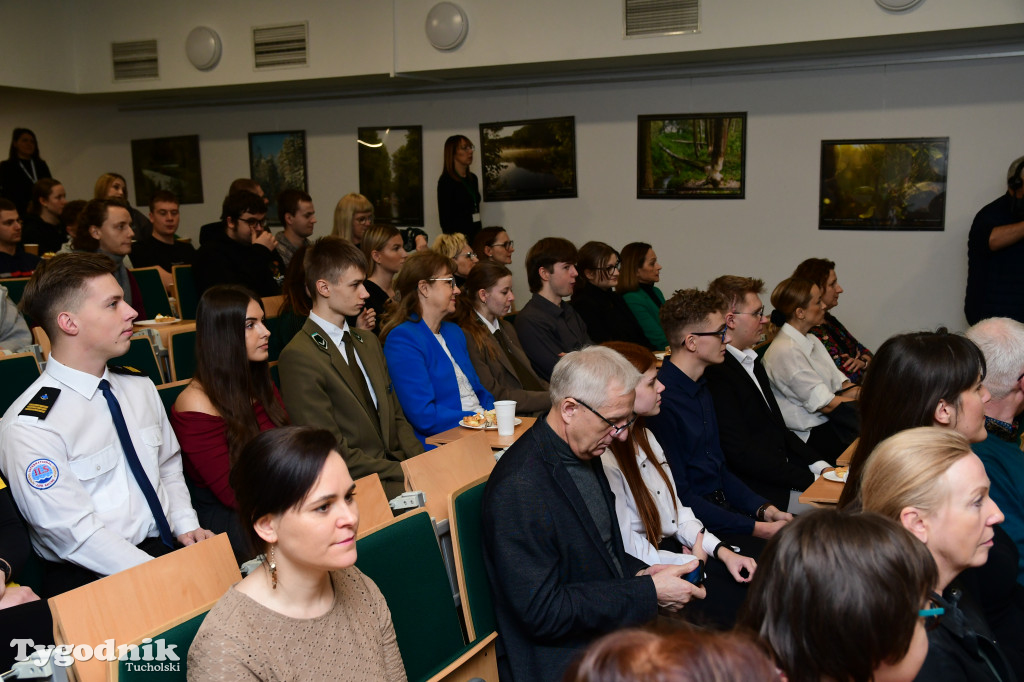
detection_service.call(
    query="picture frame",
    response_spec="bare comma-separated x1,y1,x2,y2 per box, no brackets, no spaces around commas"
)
130,134,204,206
637,112,746,199
479,116,577,201
819,137,949,231
357,126,424,226
248,131,308,226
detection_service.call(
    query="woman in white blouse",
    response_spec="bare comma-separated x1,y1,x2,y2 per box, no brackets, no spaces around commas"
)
762,277,860,460
600,341,757,628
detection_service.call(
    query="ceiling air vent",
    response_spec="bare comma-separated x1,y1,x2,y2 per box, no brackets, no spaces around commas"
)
253,22,309,69
625,0,699,38
111,40,158,81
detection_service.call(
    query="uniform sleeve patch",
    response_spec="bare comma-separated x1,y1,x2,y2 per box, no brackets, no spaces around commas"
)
26,459,59,490
20,387,61,420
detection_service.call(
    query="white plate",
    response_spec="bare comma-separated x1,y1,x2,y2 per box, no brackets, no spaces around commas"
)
135,317,181,326
459,417,523,430
822,469,848,483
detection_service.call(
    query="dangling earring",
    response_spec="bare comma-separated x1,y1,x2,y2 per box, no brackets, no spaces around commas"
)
267,545,278,589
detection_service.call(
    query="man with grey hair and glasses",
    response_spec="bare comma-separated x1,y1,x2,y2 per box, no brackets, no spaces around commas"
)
482,346,705,682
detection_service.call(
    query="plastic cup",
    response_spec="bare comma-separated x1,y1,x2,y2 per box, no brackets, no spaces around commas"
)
494,400,517,436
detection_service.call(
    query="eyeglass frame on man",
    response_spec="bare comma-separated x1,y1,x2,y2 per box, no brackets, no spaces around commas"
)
688,325,729,343
572,397,637,436
731,305,765,319
239,216,268,229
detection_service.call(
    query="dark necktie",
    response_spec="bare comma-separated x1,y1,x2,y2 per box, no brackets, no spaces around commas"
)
343,331,378,422
494,327,544,391
98,379,174,548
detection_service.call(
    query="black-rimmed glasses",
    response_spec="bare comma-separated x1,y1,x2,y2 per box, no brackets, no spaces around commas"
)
491,240,514,250
602,261,622,276
240,216,268,229
574,398,636,436
689,325,728,343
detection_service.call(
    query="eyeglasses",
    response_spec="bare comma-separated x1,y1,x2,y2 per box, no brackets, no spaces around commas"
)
239,217,268,229
602,261,622,275
919,605,944,631
458,251,478,260
573,398,637,436
490,240,514,250
354,215,374,225
428,277,456,289
457,143,475,152
689,325,728,343
732,306,765,318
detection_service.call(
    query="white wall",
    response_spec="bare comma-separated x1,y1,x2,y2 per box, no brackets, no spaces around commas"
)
3,53,1022,350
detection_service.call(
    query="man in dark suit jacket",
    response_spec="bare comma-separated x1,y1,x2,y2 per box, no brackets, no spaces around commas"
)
482,346,704,682
279,237,422,500
705,276,833,511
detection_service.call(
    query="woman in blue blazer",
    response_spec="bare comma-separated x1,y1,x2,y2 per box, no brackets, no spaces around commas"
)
381,250,494,445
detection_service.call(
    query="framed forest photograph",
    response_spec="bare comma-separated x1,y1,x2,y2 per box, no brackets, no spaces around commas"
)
357,126,424,226
479,116,577,201
130,134,204,206
637,112,746,199
248,131,308,226
819,137,949,231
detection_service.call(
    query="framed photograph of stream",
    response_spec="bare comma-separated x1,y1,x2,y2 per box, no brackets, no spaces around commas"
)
819,137,949,231
479,116,577,201
130,134,204,206
357,126,424,226
637,112,747,199
248,131,308,226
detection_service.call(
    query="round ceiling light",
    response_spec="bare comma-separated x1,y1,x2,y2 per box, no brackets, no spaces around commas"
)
185,26,222,71
425,2,468,51
875,0,925,11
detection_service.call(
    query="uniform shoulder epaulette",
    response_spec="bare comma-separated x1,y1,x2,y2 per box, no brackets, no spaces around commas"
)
107,365,147,377
20,387,61,419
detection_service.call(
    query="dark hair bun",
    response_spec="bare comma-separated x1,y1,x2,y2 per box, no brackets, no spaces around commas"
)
770,309,787,327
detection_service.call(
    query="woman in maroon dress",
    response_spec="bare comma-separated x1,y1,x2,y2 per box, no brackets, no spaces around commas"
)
171,284,288,562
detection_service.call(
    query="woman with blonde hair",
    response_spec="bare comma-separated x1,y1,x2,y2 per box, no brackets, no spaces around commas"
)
93,172,152,240
762,277,859,459
861,427,1015,681
331,193,373,246
381,250,493,444
360,224,406,335
432,232,477,288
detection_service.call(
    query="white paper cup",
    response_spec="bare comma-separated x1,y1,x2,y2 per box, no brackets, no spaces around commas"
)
494,400,517,436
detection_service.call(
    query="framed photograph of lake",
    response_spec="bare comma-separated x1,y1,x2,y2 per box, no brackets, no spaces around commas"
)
357,126,424,226
248,131,308,226
637,112,746,199
819,137,948,231
130,134,204,206
479,116,577,201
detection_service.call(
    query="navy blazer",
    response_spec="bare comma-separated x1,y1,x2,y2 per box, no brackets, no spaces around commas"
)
383,317,494,445
482,419,657,682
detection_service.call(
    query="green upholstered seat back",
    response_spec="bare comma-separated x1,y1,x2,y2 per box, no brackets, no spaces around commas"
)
452,480,496,639
131,268,174,318
115,610,208,681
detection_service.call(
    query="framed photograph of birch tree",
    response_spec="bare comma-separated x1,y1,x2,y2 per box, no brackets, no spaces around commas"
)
637,112,746,199
248,130,307,226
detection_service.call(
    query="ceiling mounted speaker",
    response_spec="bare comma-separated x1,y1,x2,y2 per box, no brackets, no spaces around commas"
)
875,0,924,11
425,2,468,51
185,26,222,71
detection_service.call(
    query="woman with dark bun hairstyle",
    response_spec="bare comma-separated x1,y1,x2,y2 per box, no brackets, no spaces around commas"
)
187,426,407,681
762,277,859,460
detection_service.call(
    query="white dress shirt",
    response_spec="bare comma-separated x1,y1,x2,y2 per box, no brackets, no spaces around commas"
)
0,356,199,575
309,311,378,408
602,429,723,566
762,322,849,441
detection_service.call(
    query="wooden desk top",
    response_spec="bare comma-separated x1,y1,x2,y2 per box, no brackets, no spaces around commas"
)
836,438,858,467
426,417,537,449
134,319,195,350
798,475,844,506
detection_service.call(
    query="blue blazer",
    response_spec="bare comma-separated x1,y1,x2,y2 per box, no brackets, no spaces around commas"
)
383,317,494,445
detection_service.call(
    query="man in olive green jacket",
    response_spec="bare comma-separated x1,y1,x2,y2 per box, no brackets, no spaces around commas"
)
279,237,422,500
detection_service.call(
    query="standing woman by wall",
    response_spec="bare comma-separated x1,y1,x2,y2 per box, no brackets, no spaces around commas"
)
0,128,51,215
21,178,67,254
93,172,153,241
437,135,482,245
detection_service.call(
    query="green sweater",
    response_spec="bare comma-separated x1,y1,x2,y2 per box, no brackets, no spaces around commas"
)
622,284,667,350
